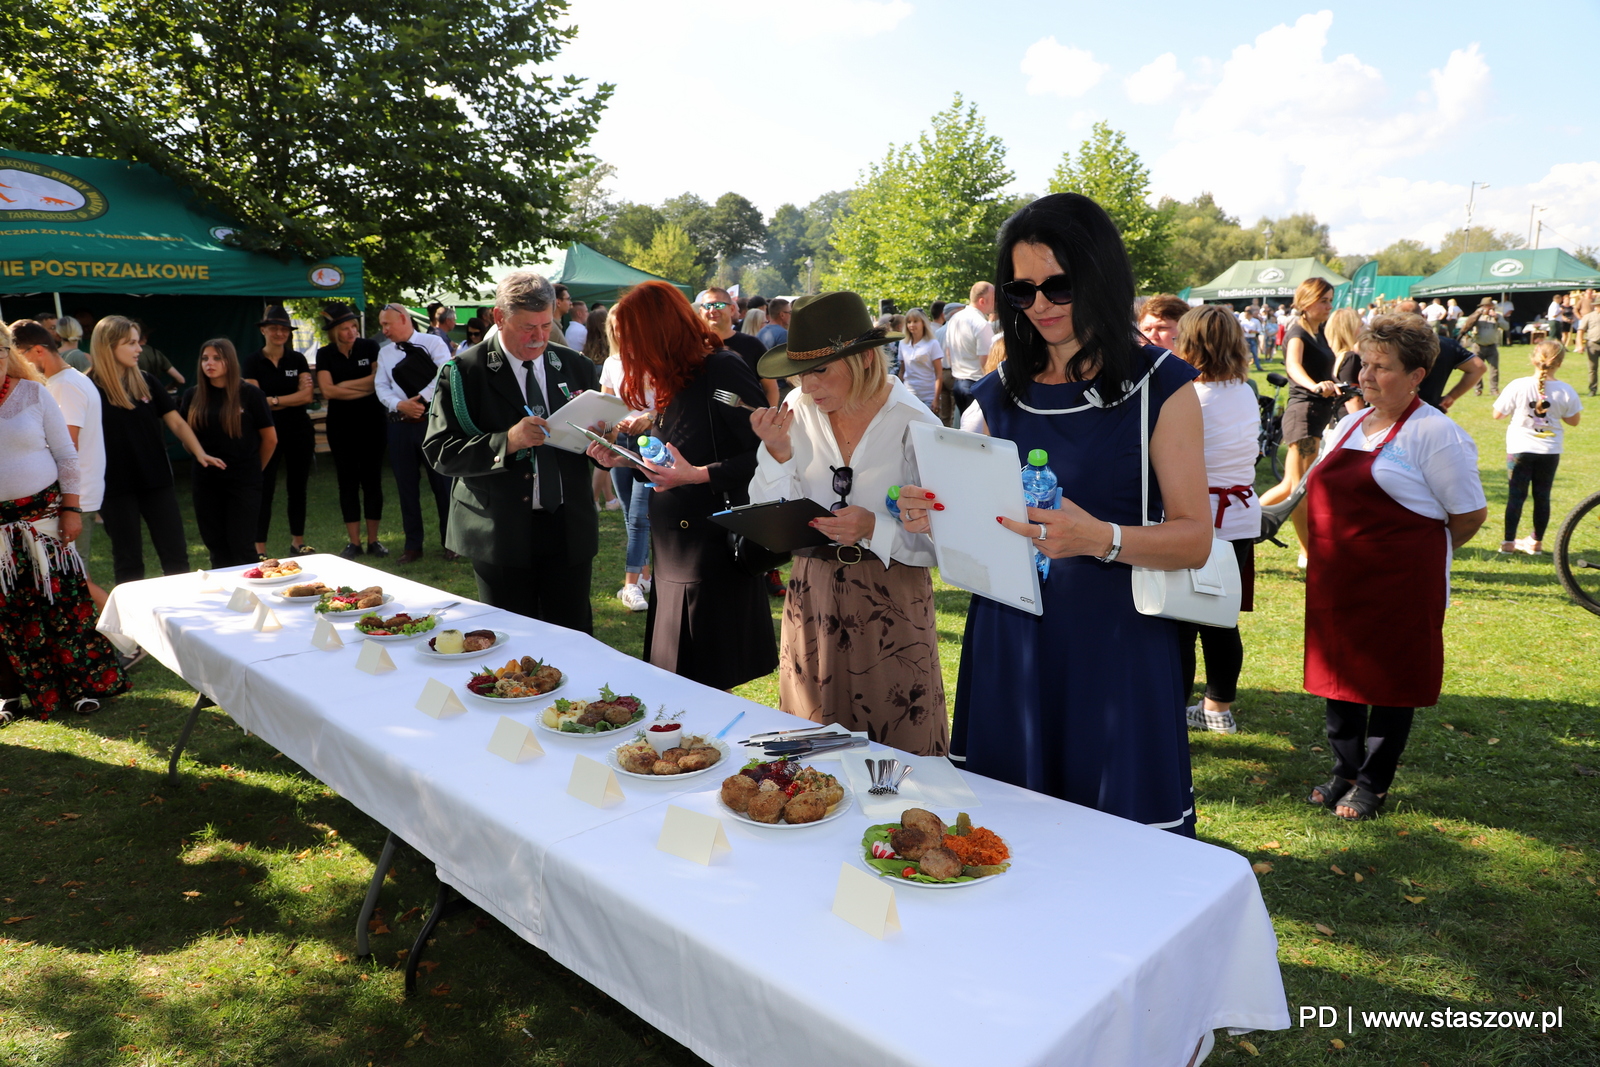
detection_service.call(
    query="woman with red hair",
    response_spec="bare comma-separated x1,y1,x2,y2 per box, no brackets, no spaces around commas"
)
589,282,777,689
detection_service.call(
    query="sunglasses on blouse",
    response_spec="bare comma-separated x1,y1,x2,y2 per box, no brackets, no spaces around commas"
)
830,465,853,512
1000,274,1074,311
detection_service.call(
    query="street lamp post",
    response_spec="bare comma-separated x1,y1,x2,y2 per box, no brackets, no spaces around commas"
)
1465,181,1490,252
1263,227,1273,259
1527,204,1545,250
805,256,814,295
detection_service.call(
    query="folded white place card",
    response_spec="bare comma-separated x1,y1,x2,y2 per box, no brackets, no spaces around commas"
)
415,677,468,720
311,616,343,650
196,570,225,593
226,587,259,613
486,715,544,761
250,602,281,633
832,862,900,939
657,805,731,866
567,754,624,807
354,640,396,675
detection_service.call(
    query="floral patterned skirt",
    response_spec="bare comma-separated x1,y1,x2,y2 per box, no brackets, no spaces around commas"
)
0,487,129,720
779,555,948,756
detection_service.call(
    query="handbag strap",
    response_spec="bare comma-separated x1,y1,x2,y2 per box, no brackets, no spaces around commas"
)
1136,352,1172,528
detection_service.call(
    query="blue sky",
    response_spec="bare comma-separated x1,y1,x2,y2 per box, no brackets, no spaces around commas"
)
550,1,1600,257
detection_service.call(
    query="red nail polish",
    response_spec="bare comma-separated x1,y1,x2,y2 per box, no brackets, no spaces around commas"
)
995,516,1003,524
933,503,946,511
925,492,936,500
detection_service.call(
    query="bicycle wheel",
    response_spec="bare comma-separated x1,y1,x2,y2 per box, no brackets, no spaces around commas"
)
1554,490,1600,616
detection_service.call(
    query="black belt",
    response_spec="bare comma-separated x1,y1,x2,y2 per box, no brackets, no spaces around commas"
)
794,544,868,565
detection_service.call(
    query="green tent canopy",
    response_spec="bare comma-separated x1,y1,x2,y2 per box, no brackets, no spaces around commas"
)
412,242,693,323
1187,258,1349,302
1409,250,1600,298
1372,276,1424,301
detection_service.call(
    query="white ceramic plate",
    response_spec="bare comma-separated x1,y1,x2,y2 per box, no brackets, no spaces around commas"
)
860,827,1011,889
240,568,310,586
417,630,510,659
536,696,647,738
317,593,397,620
608,737,730,781
717,778,855,829
353,614,441,642
463,674,567,706
271,586,328,605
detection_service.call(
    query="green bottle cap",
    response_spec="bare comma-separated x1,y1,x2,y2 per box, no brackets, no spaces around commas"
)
638,436,653,449
887,485,901,500
1028,449,1048,467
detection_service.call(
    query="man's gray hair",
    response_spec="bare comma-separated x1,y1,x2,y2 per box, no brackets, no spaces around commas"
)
495,271,556,316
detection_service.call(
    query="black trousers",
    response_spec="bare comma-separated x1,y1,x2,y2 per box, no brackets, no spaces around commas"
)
193,476,261,569
387,419,450,551
257,419,315,542
1177,621,1245,704
1326,700,1414,795
327,414,386,524
100,485,189,585
1505,452,1560,541
470,510,592,634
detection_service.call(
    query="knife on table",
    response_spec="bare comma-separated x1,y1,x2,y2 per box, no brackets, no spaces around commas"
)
760,736,869,758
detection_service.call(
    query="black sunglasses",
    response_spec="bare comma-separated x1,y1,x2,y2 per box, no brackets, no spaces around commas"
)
1001,274,1074,311
830,466,853,512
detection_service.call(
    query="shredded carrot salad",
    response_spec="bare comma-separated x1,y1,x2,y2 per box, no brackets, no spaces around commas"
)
942,827,1009,866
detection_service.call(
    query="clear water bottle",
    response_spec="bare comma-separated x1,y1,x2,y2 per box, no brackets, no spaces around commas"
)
885,485,902,520
636,436,674,489
1020,448,1058,580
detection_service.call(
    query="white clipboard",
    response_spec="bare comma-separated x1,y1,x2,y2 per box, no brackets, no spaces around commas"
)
544,391,630,453
908,423,1043,615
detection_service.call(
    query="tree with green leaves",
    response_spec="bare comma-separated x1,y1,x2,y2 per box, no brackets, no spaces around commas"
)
705,193,767,264
622,223,698,287
1048,122,1177,293
829,96,1013,308
596,202,666,261
0,0,610,299
764,203,808,290
1260,212,1337,263
1370,239,1441,277
1438,227,1525,259
1161,193,1261,289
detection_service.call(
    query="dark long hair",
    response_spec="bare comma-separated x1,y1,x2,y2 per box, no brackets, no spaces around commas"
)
994,193,1143,407
188,338,243,438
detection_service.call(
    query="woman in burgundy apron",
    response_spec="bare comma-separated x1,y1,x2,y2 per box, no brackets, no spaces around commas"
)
1303,316,1487,821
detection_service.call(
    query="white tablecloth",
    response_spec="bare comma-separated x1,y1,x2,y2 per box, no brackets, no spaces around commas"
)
100,557,1289,1067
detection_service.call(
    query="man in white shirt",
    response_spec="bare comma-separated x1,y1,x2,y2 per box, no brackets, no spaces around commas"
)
16,320,109,607
1423,299,1447,336
564,301,589,351
376,304,455,563
1238,311,1262,370
944,282,995,421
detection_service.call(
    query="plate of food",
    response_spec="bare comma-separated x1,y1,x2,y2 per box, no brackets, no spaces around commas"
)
314,585,394,616
717,759,853,828
273,580,331,604
860,809,1010,887
537,685,646,736
354,612,440,640
239,558,305,585
463,657,565,704
610,733,728,780
419,628,508,659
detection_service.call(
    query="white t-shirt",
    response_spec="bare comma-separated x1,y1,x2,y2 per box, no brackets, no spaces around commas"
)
45,366,105,511
1424,303,1446,323
897,338,943,407
1238,315,1259,337
1194,379,1262,540
1493,376,1583,455
565,321,589,351
600,354,655,412
943,305,994,381
1446,303,1462,321
1325,403,1486,522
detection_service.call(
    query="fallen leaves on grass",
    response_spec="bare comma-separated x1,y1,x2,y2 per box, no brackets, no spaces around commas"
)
59,813,80,820
398,906,422,923
1330,1038,1346,1049
1238,1039,1259,1056
1315,923,1336,936
182,891,201,899
1354,873,1364,883
1404,895,1426,904
1252,862,1274,874
1247,776,1269,785
1331,865,1346,876
3,916,36,925
429,984,451,997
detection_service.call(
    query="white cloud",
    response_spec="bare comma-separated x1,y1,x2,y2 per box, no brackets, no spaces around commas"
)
768,0,912,38
1125,53,1185,104
1020,37,1109,98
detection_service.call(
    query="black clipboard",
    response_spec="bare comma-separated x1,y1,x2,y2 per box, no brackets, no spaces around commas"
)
709,499,834,553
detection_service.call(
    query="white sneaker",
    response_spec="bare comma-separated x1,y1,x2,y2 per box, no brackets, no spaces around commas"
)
617,583,648,612
1186,702,1238,734
637,577,652,597
605,498,623,511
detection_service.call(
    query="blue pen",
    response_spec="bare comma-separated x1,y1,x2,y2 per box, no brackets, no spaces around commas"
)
714,710,746,739
524,405,536,418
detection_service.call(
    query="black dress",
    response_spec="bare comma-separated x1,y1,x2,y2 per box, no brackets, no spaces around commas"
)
178,383,274,567
316,338,387,524
643,350,778,690
1281,321,1340,444
242,347,314,543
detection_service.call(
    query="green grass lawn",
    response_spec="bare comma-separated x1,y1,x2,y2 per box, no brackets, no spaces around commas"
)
3,358,1598,1065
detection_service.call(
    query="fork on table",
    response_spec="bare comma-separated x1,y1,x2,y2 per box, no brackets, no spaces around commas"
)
712,389,766,412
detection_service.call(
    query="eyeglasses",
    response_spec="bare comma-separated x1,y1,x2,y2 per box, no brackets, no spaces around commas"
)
699,301,730,312
830,466,853,512
1000,274,1074,311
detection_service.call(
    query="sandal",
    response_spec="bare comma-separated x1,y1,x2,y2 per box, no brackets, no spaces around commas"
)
1307,775,1352,810
1335,784,1385,821
73,697,101,716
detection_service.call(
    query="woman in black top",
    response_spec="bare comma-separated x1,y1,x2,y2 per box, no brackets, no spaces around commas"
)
179,339,276,568
1259,277,1338,564
314,304,388,560
88,316,224,585
243,306,315,559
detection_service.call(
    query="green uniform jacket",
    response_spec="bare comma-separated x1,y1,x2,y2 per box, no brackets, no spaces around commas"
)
423,338,602,567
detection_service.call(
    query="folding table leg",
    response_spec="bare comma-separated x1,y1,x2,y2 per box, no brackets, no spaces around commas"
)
355,832,403,958
403,880,475,996
166,692,216,785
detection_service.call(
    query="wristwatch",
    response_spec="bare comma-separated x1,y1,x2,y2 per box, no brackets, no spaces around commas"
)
59,505,83,513
270,396,279,407
1097,522,1122,563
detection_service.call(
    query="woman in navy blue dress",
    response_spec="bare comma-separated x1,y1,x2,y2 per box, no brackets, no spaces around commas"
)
900,194,1213,835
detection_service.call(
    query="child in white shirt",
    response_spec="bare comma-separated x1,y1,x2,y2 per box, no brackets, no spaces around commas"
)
1492,340,1583,553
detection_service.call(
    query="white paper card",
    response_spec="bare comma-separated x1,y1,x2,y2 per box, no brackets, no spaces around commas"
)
311,616,343,650
250,603,281,632
412,677,467,720
196,570,225,593
656,805,732,865
832,862,900,939
226,587,259,613
566,754,624,807
354,640,396,675
486,715,543,760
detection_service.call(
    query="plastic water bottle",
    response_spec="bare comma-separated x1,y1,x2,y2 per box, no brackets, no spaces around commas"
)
635,436,674,490
885,485,902,520
1020,449,1058,580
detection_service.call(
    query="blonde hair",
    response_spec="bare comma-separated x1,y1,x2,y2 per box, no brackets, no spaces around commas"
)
983,336,1007,375
1532,339,1565,387
88,315,150,410
2,322,46,383
1173,305,1249,383
904,308,934,342
1325,307,1364,378
791,347,888,410
57,316,83,344
741,307,766,335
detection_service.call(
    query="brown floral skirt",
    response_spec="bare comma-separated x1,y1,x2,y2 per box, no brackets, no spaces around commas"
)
779,555,948,755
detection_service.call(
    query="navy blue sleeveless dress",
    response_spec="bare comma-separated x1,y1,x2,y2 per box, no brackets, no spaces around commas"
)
951,347,1198,836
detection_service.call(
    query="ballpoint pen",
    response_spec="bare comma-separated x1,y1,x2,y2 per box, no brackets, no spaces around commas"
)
714,710,745,740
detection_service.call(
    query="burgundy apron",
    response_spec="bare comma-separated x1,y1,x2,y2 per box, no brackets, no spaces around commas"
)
1303,397,1447,707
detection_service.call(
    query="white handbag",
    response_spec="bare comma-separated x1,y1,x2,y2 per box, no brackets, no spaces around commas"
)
1129,364,1242,628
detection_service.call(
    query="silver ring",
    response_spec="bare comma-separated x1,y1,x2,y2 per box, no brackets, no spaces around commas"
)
1035,524,1048,541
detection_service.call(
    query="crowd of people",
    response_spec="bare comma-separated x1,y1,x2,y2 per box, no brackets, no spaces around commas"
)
0,194,1590,839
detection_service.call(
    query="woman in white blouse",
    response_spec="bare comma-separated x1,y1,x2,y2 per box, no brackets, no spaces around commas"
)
747,291,947,754
1303,315,1487,821
0,323,129,724
896,308,944,412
